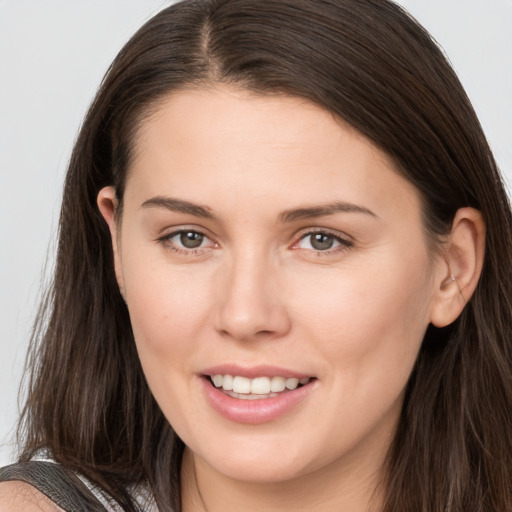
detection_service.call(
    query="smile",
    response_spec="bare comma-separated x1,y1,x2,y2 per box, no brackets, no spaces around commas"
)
210,374,312,399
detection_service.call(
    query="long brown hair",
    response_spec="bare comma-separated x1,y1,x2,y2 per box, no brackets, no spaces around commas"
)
18,1,512,510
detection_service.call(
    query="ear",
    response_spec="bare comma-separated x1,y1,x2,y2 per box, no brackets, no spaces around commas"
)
430,207,486,327
97,186,126,298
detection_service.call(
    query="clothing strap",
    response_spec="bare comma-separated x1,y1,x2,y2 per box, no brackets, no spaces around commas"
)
0,461,108,511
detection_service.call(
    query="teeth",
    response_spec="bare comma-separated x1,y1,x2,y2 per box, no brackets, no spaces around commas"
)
270,376,286,392
251,377,270,394
211,374,311,395
285,377,299,390
232,376,251,394
212,374,223,387
227,391,281,400
223,374,233,391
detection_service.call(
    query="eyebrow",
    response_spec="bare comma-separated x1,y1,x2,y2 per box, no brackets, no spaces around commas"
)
279,202,377,223
141,196,215,219
141,196,376,222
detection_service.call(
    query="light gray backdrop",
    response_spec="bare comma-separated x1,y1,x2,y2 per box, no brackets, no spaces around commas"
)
1,1,511,466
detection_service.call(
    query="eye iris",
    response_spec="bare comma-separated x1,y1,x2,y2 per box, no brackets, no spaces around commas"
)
310,233,334,250
180,231,204,249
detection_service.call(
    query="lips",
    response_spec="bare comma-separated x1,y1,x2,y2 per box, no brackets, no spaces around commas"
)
200,366,317,424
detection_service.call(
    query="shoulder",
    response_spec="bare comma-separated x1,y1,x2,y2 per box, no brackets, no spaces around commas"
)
0,459,112,511
0,480,63,511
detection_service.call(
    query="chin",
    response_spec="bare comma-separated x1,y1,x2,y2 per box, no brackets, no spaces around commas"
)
190,434,319,484
211,457,310,484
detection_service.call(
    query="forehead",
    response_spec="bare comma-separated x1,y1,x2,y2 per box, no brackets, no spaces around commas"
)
133,86,351,163
125,85,422,221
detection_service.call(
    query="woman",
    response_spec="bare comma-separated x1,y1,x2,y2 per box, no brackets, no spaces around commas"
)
1,0,511,510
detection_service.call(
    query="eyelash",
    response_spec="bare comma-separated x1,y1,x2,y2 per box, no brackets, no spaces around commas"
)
293,228,353,256
156,228,353,256
156,229,217,255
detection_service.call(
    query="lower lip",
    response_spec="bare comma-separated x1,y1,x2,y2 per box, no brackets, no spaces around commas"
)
200,377,316,424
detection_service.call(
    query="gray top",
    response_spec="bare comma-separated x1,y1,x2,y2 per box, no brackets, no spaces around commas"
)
0,460,108,511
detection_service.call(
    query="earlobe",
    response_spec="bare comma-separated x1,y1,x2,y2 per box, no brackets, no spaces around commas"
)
430,207,486,328
97,186,126,298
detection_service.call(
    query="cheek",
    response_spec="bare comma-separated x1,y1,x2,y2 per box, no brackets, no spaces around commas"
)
283,253,434,461
291,249,433,384
121,254,217,432
120,247,215,362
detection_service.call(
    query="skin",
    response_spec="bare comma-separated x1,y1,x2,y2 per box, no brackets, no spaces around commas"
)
0,482,63,511
97,85,485,512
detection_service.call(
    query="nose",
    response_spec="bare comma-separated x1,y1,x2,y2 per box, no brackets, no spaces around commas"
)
214,251,291,342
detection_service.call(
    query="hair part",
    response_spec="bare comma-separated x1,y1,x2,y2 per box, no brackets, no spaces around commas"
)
18,1,512,511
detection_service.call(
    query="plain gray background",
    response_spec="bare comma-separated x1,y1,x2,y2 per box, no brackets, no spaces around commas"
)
1,1,511,466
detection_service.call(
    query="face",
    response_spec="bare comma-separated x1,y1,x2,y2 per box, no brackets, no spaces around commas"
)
101,86,443,486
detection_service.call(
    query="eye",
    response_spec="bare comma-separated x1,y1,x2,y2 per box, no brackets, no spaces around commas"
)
174,231,207,249
295,231,352,252
158,229,216,252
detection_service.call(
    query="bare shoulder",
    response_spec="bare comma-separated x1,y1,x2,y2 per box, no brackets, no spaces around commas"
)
0,480,63,511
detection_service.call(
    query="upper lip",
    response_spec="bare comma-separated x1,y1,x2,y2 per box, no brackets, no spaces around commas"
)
201,364,313,380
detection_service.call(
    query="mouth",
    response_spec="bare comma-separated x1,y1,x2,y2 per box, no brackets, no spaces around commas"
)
207,374,315,400
201,368,317,423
